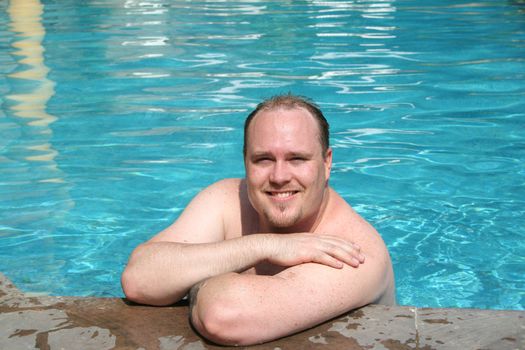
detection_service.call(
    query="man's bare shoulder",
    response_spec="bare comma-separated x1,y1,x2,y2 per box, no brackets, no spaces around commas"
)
325,188,396,303
203,178,242,194
204,178,257,239
171,178,242,218
192,178,245,209
203,178,246,211
322,189,394,284
148,178,244,243
322,188,380,240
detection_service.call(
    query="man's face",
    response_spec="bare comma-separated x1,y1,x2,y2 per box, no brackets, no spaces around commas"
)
244,107,332,232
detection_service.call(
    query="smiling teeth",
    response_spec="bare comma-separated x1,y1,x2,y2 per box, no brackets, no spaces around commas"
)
274,192,294,198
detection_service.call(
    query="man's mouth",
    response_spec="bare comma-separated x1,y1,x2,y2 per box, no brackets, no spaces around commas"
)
267,191,298,199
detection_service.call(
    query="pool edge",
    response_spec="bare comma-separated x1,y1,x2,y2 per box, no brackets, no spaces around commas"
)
1,273,523,349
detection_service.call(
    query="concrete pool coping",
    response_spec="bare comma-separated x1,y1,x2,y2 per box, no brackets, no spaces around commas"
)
1,273,523,349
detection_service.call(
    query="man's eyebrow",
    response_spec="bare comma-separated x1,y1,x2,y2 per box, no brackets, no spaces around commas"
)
291,150,311,156
288,151,313,158
250,151,312,157
250,151,273,158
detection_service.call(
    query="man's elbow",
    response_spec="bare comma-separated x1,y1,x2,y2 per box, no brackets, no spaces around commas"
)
121,267,148,304
121,268,179,306
121,245,150,304
191,296,261,346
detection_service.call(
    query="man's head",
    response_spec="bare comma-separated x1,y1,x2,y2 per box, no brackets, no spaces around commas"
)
243,94,332,232
243,94,329,158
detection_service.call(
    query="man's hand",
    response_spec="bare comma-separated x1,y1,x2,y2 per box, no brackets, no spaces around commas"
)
263,233,365,269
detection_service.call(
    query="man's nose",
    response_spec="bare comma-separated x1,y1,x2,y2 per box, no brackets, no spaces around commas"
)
269,160,292,184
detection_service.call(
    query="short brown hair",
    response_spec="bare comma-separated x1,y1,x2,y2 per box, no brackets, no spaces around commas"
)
243,94,329,156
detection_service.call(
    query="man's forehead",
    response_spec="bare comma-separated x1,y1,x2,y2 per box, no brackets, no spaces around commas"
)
246,108,323,154
249,106,317,129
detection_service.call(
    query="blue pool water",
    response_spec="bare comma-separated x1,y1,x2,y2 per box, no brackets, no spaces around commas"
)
0,1,524,310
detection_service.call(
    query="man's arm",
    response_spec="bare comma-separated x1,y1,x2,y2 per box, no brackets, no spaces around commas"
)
121,179,365,306
189,228,394,345
122,236,263,305
122,232,365,306
121,179,244,305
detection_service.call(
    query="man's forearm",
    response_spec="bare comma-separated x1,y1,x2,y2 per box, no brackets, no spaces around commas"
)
121,236,268,305
121,232,363,306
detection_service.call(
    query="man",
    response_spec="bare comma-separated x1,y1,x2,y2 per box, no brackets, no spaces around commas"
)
121,94,396,346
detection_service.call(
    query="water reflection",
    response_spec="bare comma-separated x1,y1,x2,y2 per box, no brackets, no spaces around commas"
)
7,0,56,129
306,0,408,96
5,0,72,230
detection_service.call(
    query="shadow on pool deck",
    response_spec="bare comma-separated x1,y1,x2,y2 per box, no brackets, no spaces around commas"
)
1,273,523,349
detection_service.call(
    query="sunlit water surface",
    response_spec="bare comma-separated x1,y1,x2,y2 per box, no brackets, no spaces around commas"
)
0,0,524,310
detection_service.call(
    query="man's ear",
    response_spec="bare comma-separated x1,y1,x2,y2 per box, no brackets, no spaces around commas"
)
324,147,333,180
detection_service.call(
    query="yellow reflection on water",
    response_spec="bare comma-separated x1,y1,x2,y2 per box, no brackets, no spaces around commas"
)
7,0,57,133
6,0,73,233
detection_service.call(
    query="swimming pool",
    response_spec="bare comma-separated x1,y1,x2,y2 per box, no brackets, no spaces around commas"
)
0,0,523,310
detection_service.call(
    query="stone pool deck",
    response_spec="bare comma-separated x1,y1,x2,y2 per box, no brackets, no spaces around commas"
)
1,273,523,350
